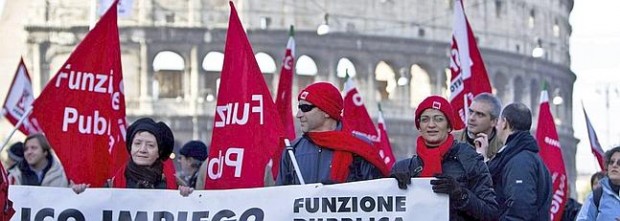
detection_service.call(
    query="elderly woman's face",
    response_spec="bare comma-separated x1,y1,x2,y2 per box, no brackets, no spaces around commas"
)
131,131,160,166
608,152,620,184
419,109,450,147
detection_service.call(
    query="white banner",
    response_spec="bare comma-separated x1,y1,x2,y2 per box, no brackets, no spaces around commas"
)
9,178,448,221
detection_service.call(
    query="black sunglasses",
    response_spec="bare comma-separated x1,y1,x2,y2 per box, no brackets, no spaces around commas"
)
298,104,316,113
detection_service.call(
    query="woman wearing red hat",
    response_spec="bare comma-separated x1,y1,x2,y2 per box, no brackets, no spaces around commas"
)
391,96,498,220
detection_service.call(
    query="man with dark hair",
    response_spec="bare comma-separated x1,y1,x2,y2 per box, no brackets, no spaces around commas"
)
590,171,606,190
6,142,24,170
487,102,552,220
453,93,503,161
8,134,68,187
177,140,208,188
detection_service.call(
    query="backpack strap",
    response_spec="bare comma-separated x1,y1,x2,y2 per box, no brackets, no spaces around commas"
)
593,186,603,211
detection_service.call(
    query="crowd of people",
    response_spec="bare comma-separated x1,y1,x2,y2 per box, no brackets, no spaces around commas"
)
2,81,619,220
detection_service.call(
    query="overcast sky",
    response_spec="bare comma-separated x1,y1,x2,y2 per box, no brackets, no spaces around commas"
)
571,0,620,175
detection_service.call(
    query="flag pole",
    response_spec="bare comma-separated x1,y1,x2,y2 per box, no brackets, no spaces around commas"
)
0,106,33,152
284,138,305,185
463,94,469,123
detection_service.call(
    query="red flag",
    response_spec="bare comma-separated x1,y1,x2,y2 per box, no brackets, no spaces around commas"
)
275,25,296,141
272,26,296,179
1,58,42,135
0,163,15,221
342,78,394,169
448,0,492,130
30,1,127,187
536,89,568,221
377,106,396,170
583,105,606,171
205,2,284,189
342,77,379,142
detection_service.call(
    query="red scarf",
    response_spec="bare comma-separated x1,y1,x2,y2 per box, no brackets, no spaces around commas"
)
416,134,454,177
306,131,390,183
111,160,177,189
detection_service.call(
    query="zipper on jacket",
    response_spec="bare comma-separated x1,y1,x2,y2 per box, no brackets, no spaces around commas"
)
316,148,322,182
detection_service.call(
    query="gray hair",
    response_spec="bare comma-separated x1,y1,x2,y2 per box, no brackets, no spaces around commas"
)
473,92,502,120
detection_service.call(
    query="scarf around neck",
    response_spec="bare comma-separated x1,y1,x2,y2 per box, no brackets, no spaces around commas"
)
306,131,390,183
416,134,454,177
112,159,176,189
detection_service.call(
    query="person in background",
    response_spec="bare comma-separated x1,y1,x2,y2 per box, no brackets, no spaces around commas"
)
576,146,620,221
391,96,498,220
6,142,23,171
8,134,68,187
453,93,503,161
487,102,552,220
176,140,208,188
591,171,606,190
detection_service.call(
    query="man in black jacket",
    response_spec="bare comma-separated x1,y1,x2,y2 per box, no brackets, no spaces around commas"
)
488,102,552,220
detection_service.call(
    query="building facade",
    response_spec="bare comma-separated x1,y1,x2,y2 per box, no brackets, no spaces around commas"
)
10,0,577,194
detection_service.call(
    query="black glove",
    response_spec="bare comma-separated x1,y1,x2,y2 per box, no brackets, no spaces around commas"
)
390,172,411,190
430,175,463,199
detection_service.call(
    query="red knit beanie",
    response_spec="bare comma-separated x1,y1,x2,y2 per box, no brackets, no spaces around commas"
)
415,96,455,129
298,82,343,120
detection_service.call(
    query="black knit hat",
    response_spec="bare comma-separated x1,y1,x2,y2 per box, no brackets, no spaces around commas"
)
179,140,208,162
8,142,24,162
126,118,174,161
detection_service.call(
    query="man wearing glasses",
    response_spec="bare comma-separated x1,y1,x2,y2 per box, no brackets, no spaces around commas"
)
275,82,388,185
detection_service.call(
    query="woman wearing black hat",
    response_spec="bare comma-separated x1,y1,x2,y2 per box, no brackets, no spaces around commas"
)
109,117,177,189
73,118,181,194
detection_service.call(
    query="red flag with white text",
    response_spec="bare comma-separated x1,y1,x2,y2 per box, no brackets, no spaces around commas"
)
205,2,284,189
342,78,394,169
536,89,567,221
377,106,395,170
1,58,42,135
31,1,127,187
272,26,296,179
342,77,379,143
448,0,492,130
583,105,606,171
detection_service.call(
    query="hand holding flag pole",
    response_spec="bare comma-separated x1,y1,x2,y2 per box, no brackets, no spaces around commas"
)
285,138,305,185
0,105,33,151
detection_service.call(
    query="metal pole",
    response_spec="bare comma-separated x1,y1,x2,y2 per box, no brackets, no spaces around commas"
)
463,94,469,124
0,106,33,152
285,139,305,185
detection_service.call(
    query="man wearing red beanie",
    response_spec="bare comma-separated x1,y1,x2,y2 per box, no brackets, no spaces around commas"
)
390,95,498,220
276,82,389,185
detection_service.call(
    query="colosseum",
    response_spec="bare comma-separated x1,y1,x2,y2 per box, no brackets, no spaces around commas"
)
1,0,576,195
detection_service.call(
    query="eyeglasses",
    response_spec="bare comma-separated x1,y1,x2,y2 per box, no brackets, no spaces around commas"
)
418,115,446,124
609,159,620,167
298,104,316,113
